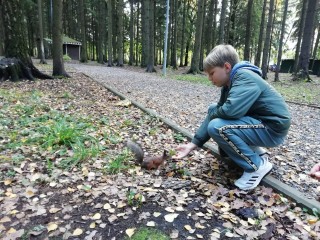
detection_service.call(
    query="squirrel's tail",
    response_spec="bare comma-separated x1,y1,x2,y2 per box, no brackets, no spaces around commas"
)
125,140,144,164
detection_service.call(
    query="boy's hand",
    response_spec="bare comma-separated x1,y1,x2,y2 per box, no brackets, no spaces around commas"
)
310,163,320,180
172,142,197,159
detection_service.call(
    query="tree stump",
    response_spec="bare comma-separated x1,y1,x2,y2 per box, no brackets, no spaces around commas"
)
0,57,53,81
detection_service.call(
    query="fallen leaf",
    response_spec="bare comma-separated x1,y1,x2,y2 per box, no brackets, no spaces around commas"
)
8,228,16,234
153,212,161,217
103,203,111,209
184,225,192,231
73,228,83,236
0,216,11,223
49,208,61,214
92,213,101,220
126,228,136,238
89,222,96,228
164,213,179,222
146,221,155,227
47,223,58,232
165,207,175,213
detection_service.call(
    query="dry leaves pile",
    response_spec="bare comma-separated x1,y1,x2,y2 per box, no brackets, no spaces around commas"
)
0,74,319,239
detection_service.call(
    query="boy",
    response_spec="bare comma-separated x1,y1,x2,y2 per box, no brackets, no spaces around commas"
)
174,45,291,190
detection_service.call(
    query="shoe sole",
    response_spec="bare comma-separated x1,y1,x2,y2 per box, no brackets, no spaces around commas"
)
235,163,273,190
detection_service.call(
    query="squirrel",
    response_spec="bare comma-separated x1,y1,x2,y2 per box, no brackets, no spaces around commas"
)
125,140,170,170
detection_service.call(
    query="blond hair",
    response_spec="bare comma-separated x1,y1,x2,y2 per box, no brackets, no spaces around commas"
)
203,44,239,72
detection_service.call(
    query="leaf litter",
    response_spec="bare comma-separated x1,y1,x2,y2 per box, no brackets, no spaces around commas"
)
0,73,319,239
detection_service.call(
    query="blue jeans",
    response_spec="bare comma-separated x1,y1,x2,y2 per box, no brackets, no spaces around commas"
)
195,104,286,172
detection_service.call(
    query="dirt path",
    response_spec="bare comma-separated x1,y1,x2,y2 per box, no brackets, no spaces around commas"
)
68,63,320,200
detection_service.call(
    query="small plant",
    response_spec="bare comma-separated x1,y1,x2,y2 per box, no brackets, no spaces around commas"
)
42,118,80,148
125,228,170,240
173,133,185,143
121,119,134,127
105,150,133,174
61,91,73,99
63,54,72,61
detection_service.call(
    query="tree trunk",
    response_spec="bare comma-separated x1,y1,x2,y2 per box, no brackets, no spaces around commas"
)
79,0,88,63
311,23,320,68
228,0,238,45
135,2,140,66
293,0,308,73
218,0,227,44
146,0,156,72
0,3,4,56
141,0,147,67
295,0,318,81
1,0,52,81
205,0,215,55
171,0,178,69
117,0,124,66
261,0,275,79
179,0,187,67
107,0,113,66
274,0,289,81
243,0,253,61
187,0,205,74
184,0,192,66
37,0,47,64
129,0,134,65
254,0,267,67
52,0,70,77
97,0,105,64
212,0,217,48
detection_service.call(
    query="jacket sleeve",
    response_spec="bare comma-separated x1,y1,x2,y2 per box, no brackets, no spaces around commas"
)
211,72,262,119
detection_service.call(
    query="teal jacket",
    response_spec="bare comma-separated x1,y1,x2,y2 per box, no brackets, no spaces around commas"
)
192,61,291,147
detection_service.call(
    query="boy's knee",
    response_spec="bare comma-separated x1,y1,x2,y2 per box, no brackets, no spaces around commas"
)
207,118,225,137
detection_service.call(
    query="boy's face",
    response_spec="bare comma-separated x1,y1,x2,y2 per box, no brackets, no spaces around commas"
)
206,62,232,87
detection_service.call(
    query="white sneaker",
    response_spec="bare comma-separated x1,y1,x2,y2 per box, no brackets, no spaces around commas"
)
234,155,272,190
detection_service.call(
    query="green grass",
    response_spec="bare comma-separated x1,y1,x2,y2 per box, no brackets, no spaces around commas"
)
125,228,170,240
174,74,210,86
0,88,106,175
105,149,134,174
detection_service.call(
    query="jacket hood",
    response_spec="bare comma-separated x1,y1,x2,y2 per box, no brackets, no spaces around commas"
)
230,61,262,83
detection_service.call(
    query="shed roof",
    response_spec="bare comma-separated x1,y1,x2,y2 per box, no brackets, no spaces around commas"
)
44,36,81,45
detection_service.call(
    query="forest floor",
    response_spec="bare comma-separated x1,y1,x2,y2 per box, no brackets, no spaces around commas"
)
0,62,319,239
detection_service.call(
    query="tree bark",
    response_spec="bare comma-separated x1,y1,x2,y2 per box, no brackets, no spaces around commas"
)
129,0,134,65
0,3,4,56
254,0,267,67
106,0,113,66
293,0,308,73
52,0,70,77
179,0,187,67
141,0,147,67
205,0,215,55
171,0,178,69
261,0,275,79
1,0,52,81
295,0,318,81
37,0,47,64
135,2,140,66
97,0,105,64
187,0,205,74
117,0,124,66
274,0,289,82
218,0,227,44
79,0,88,63
243,0,253,61
146,0,156,72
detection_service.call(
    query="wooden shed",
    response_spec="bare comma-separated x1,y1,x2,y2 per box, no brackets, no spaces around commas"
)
44,36,81,60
